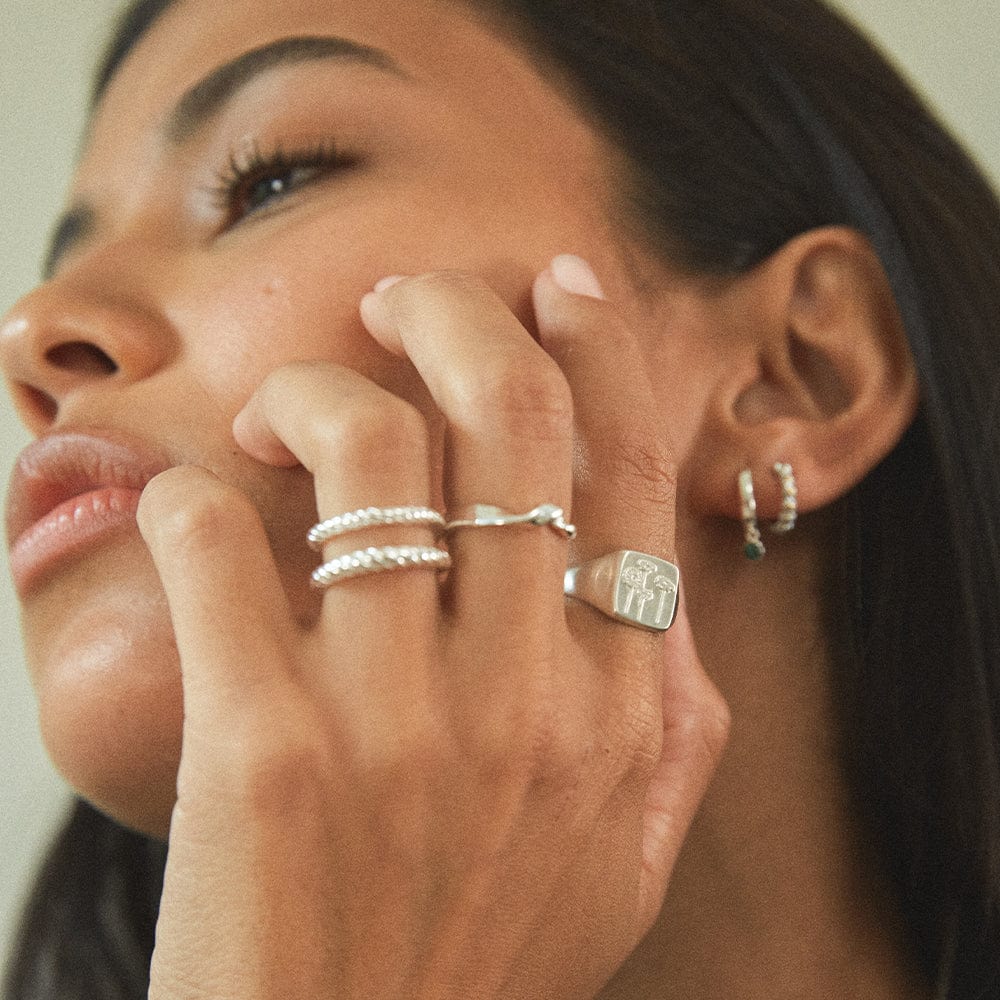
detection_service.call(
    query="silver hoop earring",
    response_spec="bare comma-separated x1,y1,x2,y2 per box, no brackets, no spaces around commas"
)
738,469,765,561
739,462,798,560
770,462,798,534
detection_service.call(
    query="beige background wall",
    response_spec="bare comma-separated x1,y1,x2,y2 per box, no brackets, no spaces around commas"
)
2,0,998,966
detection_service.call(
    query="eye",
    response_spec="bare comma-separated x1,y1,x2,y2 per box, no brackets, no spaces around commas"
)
209,140,354,227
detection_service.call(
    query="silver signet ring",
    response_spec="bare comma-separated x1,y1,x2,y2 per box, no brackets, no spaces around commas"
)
563,550,680,631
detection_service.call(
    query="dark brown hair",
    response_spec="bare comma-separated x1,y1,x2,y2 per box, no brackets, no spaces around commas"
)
7,1,1000,997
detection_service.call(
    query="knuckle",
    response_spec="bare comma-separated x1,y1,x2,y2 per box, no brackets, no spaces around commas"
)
538,716,591,784
350,712,450,788
664,692,732,772
228,723,331,818
504,700,590,789
317,396,428,473
605,435,677,511
144,475,254,554
701,695,733,759
454,359,573,441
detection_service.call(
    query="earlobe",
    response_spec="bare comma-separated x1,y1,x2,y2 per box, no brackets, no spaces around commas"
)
686,226,920,525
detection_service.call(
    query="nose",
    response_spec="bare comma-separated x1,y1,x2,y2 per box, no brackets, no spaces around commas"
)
0,266,175,434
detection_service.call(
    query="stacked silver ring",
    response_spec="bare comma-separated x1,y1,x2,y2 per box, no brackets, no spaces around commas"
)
312,545,452,586
309,506,446,548
309,505,450,589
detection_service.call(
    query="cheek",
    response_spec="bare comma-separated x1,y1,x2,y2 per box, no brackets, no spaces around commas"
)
169,222,399,411
22,536,182,836
167,193,590,414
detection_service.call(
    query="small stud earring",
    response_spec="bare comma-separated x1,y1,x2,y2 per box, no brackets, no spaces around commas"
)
738,469,765,560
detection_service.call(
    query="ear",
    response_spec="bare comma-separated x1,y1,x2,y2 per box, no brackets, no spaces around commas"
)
683,226,920,525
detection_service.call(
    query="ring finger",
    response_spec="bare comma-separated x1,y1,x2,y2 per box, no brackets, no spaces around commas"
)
531,263,678,650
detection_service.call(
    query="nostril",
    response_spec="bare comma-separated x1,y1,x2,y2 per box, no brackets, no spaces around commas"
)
13,383,58,427
44,341,118,376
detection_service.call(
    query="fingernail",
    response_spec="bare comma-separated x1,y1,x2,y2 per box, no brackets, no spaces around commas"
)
373,275,406,294
549,255,605,299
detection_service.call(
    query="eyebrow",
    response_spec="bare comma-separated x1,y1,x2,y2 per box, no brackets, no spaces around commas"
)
43,35,406,279
165,35,406,144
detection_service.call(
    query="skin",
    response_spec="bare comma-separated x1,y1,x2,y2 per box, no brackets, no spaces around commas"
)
0,0,928,996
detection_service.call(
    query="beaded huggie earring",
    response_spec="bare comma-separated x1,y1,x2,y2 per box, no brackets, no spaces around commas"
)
739,463,799,560
770,462,798,534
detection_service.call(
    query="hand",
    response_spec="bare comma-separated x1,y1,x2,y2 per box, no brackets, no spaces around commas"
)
137,263,730,1000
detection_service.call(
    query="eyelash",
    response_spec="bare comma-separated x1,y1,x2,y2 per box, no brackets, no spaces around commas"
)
208,139,354,226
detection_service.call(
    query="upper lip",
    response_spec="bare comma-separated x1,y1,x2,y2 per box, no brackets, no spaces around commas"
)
5,430,173,547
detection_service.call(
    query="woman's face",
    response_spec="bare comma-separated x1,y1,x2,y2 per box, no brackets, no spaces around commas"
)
0,0,689,833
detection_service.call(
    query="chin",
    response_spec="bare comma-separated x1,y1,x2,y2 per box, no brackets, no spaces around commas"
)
22,539,183,837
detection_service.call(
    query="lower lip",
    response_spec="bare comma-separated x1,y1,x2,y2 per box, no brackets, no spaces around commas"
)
8,487,145,594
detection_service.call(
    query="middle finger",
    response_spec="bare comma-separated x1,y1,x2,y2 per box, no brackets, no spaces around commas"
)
360,271,574,626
